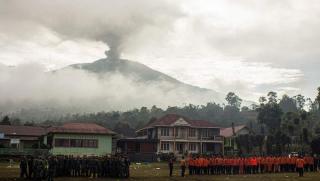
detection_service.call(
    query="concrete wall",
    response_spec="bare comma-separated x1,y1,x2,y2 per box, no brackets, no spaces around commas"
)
50,133,112,156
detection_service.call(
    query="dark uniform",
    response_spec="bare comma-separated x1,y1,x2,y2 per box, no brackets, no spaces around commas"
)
20,156,28,178
48,157,57,181
27,156,34,179
168,158,174,177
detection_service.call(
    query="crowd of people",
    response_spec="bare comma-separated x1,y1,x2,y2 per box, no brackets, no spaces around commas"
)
173,155,320,177
19,155,130,180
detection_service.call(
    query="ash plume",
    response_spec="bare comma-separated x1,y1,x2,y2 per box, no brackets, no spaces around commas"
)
0,0,183,59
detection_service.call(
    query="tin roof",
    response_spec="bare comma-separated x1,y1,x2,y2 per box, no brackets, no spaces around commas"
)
47,123,115,135
138,114,219,132
220,125,248,137
0,125,46,137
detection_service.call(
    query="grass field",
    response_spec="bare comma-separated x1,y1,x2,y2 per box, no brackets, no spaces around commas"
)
1,162,320,181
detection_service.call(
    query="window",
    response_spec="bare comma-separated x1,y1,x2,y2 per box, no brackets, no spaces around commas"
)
189,128,196,137
161,142,170,151
174,128,179,137
189,143,196,151
70,139,82,147
160,128,169,136
54,139,70,147
201,129,209,138
83,139,98,148
55,138,98,148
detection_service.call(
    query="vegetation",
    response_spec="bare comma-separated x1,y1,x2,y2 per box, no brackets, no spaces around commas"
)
1,87,320,155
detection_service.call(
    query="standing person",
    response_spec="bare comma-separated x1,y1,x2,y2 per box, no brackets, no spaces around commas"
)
20,156,28,178
47,156,57,181
296,156,305,177
27,156,34,179
124,156,130,178
180,156,186,177
168,157,174,177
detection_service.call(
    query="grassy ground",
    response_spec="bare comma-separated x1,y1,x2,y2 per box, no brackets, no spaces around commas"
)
0,162,320,181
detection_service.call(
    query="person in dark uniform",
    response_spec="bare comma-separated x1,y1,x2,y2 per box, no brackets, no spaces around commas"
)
124,156,131,178
81,155,88,177
74,156,81,177
47,156,57,181
27,156,34,179
20,156,28,178
168,157,174,177
88,156,97,178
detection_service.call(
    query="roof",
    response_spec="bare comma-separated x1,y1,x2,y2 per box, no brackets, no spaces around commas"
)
47,123,115,135
0,125,46,137
138,114,219,132
220,125,248,137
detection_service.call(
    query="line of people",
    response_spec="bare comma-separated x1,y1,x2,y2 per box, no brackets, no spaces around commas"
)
171,155,320,177
20,154,130,180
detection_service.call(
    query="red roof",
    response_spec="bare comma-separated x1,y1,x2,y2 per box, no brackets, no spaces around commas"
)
0,125,46,137
139,114,218,131
47,123,115,135
220,125,247,137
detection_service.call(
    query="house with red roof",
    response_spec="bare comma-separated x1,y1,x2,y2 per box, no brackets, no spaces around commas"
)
46,123,116,156
118,114,224,160
0,125,48,156
220,125,251,155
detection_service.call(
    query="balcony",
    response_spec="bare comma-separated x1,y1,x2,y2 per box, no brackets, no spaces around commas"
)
200,136,224,142
0,148,49,156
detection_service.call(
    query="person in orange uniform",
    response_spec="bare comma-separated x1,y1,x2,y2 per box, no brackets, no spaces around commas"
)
296,156,305,177
239,158,245,174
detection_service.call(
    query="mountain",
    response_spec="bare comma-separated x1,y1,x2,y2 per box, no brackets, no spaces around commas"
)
66,54,225,103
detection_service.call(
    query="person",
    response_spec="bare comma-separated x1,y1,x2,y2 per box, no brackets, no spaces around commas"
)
20,156,28,178
47,156,57,181
168,157,174,177
27,156,34,179
296,156,305,177
124,156,130,178
180,156,186,177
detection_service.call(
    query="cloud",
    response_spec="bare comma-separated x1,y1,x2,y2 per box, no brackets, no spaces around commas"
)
0,0,318,107
0,63,222,115
0,0,183,58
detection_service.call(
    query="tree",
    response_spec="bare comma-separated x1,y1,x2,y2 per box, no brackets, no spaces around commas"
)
259,97,267,105
225,92,242,109
279,94,298,113
0,116,11,125
257,103,283,134
311,137,320,154
293,94,306,111
113,122,136,137
317,87,320,110
267,91,278,104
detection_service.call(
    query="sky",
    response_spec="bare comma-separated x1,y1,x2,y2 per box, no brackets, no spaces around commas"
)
0,0,319,104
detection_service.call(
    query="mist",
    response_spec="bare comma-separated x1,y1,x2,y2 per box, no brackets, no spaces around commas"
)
0,63,220,117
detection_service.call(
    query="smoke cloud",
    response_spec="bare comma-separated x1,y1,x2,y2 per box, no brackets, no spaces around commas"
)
0,0,182,58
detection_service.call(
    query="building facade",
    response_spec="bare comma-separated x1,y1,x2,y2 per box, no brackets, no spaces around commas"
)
0,125,48,156
135,114,224,156
46,123,115,156
220,125,251,155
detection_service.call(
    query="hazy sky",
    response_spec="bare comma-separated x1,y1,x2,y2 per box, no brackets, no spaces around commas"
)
0,0,319,102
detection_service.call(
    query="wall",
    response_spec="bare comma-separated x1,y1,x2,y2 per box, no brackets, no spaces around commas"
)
50,133,112,156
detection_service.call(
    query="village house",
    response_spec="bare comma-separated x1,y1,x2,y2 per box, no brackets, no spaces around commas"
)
0,125,48,156
220,125,251,155
118,114,224,161
45,123,116,156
